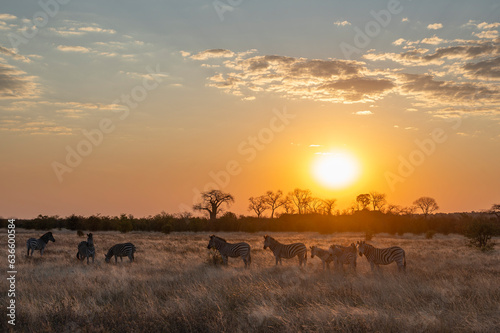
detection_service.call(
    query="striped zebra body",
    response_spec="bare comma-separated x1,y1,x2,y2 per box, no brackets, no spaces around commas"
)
77,233,95,264
207,235,251,268
356,241,406,272
310,246,333,270
105,243,136,263
263,235,307,267
26,232,55,256
329,244,357,271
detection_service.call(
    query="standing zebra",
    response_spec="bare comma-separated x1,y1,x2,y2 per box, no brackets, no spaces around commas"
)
263,235,307,267
76,233,95,264
310,246,333,270
329,244,357,271
356,241,406,272
104,243,136,263
207,235,251,268
26,232,55,256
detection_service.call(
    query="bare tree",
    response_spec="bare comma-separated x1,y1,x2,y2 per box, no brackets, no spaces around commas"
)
308,198,324,214
289,188,313,214
385,204,402,215
413,197,439,218
264,190,286,218
322,199,337,215
248,196,268,218
193,189,234,221
281,197,295,215
370,192,387,211
356,194,371,211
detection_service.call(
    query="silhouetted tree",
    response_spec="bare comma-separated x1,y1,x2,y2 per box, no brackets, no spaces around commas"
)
370,192,387,211
193,189,234,221
248,196,268,218
322,199,337,215
356,194,371,211
281,197,295,215
289,188,313,214
413,197,439,218
308,198,324,214
490,204,500,221
264,190,286,218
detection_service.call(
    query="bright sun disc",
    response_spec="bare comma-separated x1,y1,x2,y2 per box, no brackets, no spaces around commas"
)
312,151,360,189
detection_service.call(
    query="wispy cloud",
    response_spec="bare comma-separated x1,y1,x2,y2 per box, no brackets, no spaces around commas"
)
353,110,373,115
0,13,17,20
427,23,443,30
189,49,235,60
0,45,31,62
56,45,91,53
333,20,351,27
0,62,38,99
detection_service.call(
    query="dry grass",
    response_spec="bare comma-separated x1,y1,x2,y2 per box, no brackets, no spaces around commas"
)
2,229,500,332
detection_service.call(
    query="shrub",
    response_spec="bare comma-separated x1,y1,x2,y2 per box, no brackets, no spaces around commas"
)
77,230,84,237
425,230,437,239
464,218,498,251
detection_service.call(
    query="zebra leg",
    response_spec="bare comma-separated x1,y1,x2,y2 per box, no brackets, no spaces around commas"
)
275,256,279,266
222,255,228,266
86,256,89,265
120,256,123,262
115,256,118,263
40,248,44,256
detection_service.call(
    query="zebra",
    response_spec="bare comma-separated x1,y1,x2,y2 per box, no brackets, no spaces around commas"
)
26,232,55,256
104,243,136,263
329,243,357,271
310,246,334,270
76,233,95,264
263,235,307,267
356,241,406,272
207,235,251,268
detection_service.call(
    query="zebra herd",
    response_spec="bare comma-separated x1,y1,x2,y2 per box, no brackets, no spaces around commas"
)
26,232,136,265
209,235,406,272
26,232,406,272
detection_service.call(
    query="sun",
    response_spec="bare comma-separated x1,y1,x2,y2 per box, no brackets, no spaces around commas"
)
312,150,361,189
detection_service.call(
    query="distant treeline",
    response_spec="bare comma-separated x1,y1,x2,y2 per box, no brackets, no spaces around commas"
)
2,211,499,236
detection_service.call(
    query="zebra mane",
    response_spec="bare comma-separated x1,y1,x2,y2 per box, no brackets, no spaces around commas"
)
212,235,227,243
40,232,53,243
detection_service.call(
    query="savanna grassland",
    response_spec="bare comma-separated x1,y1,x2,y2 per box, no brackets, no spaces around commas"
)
2,229,500,332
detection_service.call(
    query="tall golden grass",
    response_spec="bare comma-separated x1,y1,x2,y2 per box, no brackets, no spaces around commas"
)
2,229,499,332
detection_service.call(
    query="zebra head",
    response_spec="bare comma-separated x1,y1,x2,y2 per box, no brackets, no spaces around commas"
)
263,235,271,249
329,245,341,257
41,232,56,243
357,241,366,257
87,233,94,246
207,235,217,249
104,254,111,263
310,246,316,258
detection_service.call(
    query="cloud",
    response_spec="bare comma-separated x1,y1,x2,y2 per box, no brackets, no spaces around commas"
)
57,45,91,53
333,20,351,26
473,30,499,39
427,23,443,30
0,45,31,63
190,49,235,60
353,110,373,115
0,13,17,20
0,62,38,99
393,38,406,46
401,17,409,22
463,56,500,79
420,35,444,45
466,21,500,30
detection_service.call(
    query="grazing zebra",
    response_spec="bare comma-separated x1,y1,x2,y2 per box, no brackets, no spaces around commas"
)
356,241,406,272
310,246,334,270
26,232,55,256
263,235,307,267
104,243,136,263
76,233,95,264
329,244,357,271
207,235,251,268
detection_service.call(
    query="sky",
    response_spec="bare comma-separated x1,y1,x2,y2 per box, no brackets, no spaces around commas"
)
1,0,499,219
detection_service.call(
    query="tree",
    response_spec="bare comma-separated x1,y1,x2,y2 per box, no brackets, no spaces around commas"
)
322,199,337,215
356,194,371,211
288,188,313,214
308,198,324,214
193,189,234,221
370,192,387,211
248,196,268,218
413,197,439,218
465,217,498,251
490,204,500,221
264,190,286,218
281,197,295,215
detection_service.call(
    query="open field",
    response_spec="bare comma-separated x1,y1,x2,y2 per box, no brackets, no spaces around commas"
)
2,229,500,332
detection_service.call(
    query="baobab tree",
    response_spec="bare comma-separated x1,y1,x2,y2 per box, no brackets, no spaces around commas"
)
193,189,234,221
248,196,268,218
413,197,439,218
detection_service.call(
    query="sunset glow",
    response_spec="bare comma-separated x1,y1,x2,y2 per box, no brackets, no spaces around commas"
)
312,151,360,189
